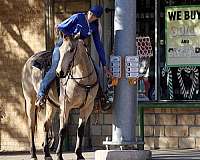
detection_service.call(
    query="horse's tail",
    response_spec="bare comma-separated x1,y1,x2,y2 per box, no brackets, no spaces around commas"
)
24,99,28,118
35,107,38,132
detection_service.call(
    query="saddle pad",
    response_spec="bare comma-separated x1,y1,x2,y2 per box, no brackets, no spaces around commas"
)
31,51,52,74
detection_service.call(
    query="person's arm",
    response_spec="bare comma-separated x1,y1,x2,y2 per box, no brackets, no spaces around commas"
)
92,27,113,77
92,30,106,66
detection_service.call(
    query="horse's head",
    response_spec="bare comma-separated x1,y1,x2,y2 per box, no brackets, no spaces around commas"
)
56,36,78,78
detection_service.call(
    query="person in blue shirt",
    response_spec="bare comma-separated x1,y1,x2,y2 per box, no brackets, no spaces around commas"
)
35,5,111,107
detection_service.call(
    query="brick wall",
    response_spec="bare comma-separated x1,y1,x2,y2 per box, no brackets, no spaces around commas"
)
144,108,200,149
0,0,45,151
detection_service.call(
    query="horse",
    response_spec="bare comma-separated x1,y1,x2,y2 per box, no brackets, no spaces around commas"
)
21,37,99,160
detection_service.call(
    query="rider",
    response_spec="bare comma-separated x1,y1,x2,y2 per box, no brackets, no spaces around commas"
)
35,5,112,107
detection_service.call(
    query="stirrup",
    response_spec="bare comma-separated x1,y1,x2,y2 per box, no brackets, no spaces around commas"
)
100,93,112,111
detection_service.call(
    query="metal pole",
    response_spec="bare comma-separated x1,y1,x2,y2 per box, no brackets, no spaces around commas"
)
154,0,158,100
155,0,160,100
112,0,137,144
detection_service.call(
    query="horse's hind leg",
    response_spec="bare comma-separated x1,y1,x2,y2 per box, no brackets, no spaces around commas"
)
43,101,56,160
25,96,38,160
75,102,94,160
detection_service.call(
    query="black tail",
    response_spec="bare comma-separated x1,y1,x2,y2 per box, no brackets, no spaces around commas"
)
35,107,38,132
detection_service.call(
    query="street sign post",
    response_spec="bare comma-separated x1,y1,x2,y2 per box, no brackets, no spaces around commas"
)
125,56,139,79
110,55,122,78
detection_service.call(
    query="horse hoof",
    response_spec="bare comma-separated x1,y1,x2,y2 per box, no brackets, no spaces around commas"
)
45,156,53,160
77,156,85,160
57,156,64,160
31,158,37,160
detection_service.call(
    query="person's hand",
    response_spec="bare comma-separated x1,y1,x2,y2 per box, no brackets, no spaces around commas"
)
103,66,113,77
73,32,81,40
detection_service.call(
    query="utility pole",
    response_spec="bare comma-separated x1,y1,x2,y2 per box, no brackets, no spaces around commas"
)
95,0,151,159
102,0,138,147
111,0,137,145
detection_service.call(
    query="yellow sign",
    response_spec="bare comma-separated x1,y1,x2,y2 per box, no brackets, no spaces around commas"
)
165,5,200,66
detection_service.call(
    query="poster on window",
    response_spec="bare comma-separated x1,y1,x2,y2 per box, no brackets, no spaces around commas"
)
165,5,200,67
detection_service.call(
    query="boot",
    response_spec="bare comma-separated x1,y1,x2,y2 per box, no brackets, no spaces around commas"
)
97,87,112,111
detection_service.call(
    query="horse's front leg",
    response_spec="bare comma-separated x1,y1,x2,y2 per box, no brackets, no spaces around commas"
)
75,121,85,160
56,101,70,160
43,131,52,160
75,102,94,160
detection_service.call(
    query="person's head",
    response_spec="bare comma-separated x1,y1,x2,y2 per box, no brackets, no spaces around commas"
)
87,5,103,23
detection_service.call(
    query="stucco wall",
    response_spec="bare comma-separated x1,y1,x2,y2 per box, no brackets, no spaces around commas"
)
0,0,45,151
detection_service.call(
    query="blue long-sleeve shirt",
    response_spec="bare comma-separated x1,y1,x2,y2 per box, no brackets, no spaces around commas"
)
57,13,106,66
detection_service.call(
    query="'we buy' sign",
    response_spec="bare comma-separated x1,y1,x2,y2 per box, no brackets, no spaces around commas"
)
165,5,200,67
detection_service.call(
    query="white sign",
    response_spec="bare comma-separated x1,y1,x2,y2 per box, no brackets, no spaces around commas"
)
112,72,121,78
125,56,139,78
110,56,121,78
126,67,139,72
166,5,200,66
126,72,139,78
126,56,139,62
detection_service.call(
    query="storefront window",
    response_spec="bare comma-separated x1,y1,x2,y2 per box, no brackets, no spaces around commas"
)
160,0,200,100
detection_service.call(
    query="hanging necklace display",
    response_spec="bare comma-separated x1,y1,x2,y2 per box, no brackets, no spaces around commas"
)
177,66,199,99
136,36,153,99
162,65,173,99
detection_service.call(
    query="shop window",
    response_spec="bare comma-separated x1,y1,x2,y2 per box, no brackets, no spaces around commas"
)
160,0,200,100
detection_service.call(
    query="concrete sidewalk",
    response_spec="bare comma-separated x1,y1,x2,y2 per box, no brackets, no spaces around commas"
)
152,149,200,160
0,149,200,159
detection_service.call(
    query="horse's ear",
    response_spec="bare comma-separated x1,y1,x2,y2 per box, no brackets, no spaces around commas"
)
73,32,80,40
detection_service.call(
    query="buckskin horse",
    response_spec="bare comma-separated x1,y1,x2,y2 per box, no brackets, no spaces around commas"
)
22,37,99,160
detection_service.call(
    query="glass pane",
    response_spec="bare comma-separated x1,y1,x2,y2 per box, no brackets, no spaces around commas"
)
160,0,200,100
137,0,155,101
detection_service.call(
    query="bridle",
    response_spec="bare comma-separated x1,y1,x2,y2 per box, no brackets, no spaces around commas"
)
61,40,98,107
